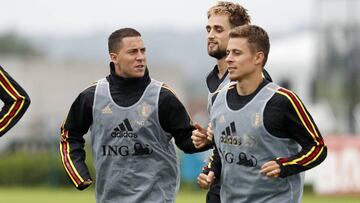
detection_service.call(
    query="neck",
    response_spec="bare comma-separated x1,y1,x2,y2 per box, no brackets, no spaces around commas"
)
216,58,227,78
236,72,263,96
113,63,126,78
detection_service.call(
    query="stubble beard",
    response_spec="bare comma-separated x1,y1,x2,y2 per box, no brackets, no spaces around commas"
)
208,47,227,60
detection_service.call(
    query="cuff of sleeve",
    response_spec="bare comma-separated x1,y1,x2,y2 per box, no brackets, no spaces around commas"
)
77,179,93,190
196,143,213,152
202,165,210,175
210,168,220,179
275,159,288,178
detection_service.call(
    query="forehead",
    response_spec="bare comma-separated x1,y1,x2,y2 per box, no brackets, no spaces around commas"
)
120,36,144,50
207,14,231,29
227,37,250,50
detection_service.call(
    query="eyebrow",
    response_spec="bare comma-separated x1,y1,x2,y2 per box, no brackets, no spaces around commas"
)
206,24,224,29
213,25,224,29
227,48,242,53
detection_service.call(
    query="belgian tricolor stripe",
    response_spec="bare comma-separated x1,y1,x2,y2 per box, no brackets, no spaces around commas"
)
276,88,325,167
59,124,84,187
207,152,215,169
0,70,26,132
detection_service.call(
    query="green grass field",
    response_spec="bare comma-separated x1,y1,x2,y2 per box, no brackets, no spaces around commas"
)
0,187,359,203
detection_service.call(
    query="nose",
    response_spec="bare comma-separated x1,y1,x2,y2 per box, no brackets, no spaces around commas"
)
225,53,232,63
207,29,215,40
136,52,145,61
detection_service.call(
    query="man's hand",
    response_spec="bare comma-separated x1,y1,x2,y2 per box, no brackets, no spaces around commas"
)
197,171,215,189
260,161,280,178
191,123,211,149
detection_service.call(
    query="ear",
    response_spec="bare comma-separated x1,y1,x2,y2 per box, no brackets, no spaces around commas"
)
254,52,265,66
109,53,118,64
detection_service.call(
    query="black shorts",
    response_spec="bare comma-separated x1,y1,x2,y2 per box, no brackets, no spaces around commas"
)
206,179,221,203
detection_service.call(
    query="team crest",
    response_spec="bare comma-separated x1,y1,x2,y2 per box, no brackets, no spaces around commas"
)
139,102,151,118
251,113,261,128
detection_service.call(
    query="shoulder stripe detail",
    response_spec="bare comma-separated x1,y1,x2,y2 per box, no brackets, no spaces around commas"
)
83,81,98,91
162,84,179,98
276,88,325,166
277,88,322,145
162,83,195,124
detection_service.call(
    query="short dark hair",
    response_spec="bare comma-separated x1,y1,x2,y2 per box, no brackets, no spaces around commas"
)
108,28,141,53
229,25,270,66
207,1,251,28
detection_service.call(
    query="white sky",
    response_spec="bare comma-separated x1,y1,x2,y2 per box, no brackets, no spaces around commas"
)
0,0,313,36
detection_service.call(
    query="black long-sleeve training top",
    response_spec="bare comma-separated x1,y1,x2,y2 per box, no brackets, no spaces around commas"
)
0,66,30,137
60,63,208,189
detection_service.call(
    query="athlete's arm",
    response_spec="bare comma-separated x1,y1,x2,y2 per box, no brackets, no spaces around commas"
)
265,88,327,177
59,85,95,190
0,66,30,137
207,144,222,179
159,84,211,153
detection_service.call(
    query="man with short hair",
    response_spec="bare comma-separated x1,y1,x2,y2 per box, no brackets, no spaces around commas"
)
192,2,271,202
200,24,327,203
60,27,209,203
0,66,30,137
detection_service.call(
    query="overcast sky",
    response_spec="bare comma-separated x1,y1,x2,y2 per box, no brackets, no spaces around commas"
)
0,0,314,36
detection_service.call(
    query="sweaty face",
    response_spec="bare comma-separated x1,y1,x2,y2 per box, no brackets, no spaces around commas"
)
226,37,259,81
110,36,146,78
206,14,232,60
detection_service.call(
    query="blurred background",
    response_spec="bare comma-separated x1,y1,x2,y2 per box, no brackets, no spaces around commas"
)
0,0,359,202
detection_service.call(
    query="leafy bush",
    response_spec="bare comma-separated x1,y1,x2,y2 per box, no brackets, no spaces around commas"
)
0,147,95,186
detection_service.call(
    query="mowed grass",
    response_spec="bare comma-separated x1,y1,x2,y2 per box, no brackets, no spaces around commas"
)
0,187,359,203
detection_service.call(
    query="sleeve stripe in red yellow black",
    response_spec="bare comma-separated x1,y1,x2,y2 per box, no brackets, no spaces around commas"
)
0,70,26,132
60,141,81,187
278,88,322,144
276,88,325,166
59,127,84,186
59,127,81,186
207,152,215,169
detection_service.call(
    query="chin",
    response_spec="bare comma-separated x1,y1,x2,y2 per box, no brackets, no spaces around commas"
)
229,74,239,81
134,71,145,78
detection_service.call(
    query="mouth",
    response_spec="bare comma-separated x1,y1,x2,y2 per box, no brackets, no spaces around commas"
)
227,66,236,72
134,65,145,70
208,41,218,48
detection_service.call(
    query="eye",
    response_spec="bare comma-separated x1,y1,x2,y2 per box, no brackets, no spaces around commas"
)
128,49,137,55
206,26,211,33
216,28,224,33
233,50,242,55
